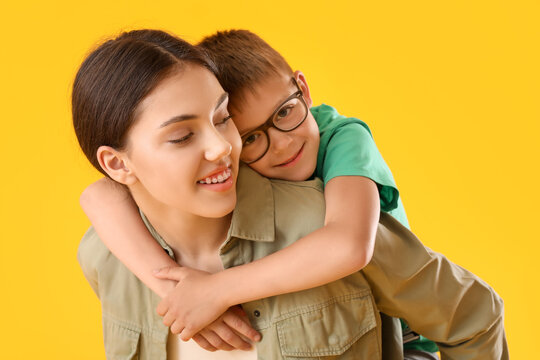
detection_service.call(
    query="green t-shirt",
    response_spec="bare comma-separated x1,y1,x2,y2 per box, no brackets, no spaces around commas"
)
311,103,438,353
312,104,409,228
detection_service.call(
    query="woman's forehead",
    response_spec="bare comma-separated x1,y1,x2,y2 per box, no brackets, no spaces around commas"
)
136,66,225,127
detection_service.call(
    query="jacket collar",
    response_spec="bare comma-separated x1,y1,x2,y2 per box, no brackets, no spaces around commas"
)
140,164,276,260
228,165,275,243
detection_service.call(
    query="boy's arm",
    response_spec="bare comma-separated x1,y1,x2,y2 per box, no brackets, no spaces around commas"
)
155,175,380,340
221,175,380,296
363,213,508,358
80,178,178,298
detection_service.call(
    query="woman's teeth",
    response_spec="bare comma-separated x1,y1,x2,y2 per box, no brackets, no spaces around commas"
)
198,168,232,184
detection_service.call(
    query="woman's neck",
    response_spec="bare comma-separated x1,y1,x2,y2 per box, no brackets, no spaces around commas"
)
132,191,232,269
151,212,232,269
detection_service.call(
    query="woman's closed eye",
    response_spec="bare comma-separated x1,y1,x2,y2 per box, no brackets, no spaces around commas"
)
168,132,193,144
215,115,232,127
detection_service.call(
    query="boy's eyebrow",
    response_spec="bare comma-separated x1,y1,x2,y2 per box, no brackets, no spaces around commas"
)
159,92,229,129
239,89,294,135
214,92,229,110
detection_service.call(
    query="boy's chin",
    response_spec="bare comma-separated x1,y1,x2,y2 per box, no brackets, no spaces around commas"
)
251,165,315,182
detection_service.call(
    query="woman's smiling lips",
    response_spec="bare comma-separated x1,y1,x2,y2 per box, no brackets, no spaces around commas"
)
275,144,305,168
197,167,234,191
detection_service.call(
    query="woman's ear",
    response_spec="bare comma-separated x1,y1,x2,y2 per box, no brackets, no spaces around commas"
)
96,146,137,185
294,70,313,108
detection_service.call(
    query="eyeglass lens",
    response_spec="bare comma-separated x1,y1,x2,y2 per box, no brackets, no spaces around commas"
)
240,95,307,163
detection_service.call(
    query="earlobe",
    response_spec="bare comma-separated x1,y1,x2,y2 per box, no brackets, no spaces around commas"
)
294,70,313,108
96,146,137,185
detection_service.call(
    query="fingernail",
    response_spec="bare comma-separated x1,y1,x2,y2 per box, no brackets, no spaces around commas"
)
254,334,261,342
152,269,160,274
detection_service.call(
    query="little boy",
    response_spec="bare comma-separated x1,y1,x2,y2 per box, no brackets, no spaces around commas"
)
195,29,436,358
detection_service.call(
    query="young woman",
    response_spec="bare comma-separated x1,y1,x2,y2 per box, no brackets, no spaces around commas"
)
73,29,260,359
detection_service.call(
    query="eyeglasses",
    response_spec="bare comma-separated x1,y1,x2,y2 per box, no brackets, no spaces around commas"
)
240,78,308,164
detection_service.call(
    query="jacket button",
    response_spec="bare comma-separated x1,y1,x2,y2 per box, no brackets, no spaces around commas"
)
254,310,261,317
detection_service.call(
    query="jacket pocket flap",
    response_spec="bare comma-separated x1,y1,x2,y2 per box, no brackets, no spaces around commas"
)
103,316,142,360
277,292,376,357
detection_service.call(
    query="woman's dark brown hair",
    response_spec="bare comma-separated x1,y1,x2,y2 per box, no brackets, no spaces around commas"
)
72,29,217,175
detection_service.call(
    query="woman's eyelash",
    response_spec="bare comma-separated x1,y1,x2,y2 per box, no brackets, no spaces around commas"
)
168,115,230,144
219,115,232,124
168,133,193,144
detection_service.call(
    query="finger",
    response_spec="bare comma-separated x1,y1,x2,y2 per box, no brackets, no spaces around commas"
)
192,334,217,352
178,325,197,341
223,311,261,343
153,266,185,281
209,320,252,350
170,320,184,335
198,329,234,351
161,311,176,328
230,305,247,317
156,299,169,317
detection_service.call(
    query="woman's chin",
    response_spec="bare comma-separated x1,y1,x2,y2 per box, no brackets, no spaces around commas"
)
197,193,237,219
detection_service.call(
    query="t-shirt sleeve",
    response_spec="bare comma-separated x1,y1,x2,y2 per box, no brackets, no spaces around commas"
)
318,121,400,213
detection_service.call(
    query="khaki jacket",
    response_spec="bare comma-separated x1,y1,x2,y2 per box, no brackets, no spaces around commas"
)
78,166,507,359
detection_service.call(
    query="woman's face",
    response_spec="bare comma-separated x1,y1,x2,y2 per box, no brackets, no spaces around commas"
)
122,64,241,218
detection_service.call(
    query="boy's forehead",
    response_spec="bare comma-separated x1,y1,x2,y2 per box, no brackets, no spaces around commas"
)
231,73,294,133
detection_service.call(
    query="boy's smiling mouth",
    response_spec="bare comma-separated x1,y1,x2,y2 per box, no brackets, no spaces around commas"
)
275,144,305,168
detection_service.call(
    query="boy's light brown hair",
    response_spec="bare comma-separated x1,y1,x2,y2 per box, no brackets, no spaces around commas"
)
197,29,293,110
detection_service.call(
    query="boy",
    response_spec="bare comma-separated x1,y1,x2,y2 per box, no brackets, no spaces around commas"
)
196,29,434,357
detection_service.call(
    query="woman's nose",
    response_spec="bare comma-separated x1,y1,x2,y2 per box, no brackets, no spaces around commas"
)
268,127,293,153
204,129,232,161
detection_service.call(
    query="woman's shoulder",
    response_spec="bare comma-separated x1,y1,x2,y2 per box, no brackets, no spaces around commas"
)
238,165,324,195
77,227,147,295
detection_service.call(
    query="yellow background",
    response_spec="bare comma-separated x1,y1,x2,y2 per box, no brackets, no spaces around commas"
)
1,1,538,358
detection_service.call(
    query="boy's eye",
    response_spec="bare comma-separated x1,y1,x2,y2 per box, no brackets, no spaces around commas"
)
243,133,261,146
276,106,292,121
168,133,193,144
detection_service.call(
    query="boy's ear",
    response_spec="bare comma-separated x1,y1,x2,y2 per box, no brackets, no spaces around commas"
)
294,70,313,108
96,146,137,186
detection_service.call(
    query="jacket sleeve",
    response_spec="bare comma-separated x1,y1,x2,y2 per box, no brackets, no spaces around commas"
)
362,213,508,360
77,227,103,299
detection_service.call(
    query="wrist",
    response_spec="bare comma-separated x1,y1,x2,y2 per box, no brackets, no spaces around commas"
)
212,269,242,307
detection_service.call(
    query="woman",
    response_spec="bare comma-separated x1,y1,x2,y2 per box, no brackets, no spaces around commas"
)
73,29,506,360
73,29,261,359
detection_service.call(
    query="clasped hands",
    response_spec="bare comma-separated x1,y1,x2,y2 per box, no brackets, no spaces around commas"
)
154,266,261,352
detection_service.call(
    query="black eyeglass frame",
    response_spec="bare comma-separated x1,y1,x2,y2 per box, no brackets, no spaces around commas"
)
240,78,308,164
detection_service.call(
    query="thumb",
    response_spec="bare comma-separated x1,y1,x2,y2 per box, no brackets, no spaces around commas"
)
153,266,185,281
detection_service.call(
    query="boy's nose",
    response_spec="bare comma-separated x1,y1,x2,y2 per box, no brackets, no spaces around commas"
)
268,127,293,153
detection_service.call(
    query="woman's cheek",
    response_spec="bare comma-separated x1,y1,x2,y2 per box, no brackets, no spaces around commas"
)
227,123,242,157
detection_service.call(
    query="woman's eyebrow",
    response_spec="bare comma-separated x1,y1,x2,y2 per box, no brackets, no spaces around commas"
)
159,93,229,129
159,114,197,128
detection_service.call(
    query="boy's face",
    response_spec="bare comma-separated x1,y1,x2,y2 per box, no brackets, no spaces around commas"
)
231,72,320,181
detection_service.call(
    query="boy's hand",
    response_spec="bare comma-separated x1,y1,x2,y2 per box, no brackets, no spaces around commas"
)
191,306,261,351
154,266,260,344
